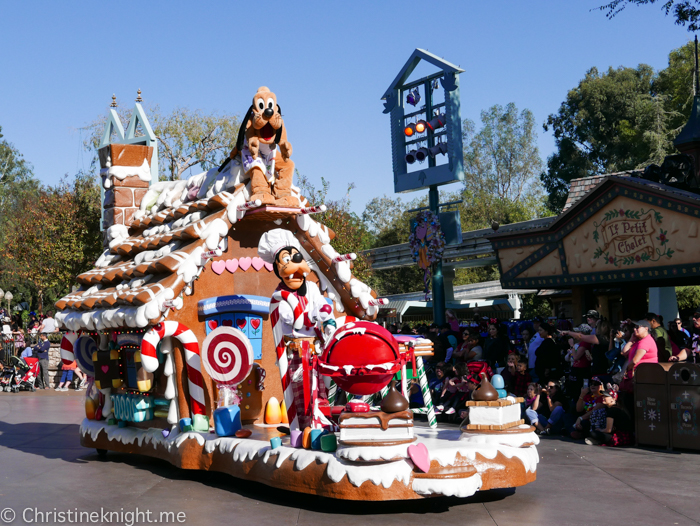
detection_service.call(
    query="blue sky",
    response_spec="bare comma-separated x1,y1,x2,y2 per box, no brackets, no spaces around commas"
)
0,1,693,214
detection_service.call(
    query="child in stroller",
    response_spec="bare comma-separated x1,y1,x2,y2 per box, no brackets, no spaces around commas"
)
5,355,40,392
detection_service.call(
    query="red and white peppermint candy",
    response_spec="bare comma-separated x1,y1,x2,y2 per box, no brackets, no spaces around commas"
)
201,327,253,386
59,332,79,367
141,321,205,416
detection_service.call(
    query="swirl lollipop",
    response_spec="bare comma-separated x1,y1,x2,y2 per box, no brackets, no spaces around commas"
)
73,336,96,377
201,327,254,386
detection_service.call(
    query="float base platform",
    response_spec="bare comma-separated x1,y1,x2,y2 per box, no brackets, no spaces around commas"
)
80,419,538,501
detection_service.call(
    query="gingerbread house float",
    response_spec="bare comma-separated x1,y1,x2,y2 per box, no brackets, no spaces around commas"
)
54,98,538,501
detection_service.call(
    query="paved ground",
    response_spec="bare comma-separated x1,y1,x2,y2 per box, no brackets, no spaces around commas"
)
0,390,698,526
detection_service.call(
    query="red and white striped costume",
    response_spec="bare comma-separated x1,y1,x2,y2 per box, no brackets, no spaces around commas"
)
141,321,206,417
270,282,332,431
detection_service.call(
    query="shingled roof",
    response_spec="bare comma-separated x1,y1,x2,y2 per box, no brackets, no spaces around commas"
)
55,160,378,332
562,170,642,211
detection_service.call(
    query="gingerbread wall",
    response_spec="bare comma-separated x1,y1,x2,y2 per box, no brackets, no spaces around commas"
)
167,219,325,424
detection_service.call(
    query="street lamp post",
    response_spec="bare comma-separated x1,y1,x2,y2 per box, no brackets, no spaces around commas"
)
5,291,13,312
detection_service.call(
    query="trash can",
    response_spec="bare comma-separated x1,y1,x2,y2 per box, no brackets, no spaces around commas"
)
634,363,672,448
669,363,700,450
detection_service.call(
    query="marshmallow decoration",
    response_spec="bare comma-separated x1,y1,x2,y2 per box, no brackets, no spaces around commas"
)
140,321,206,417
201,327,254,386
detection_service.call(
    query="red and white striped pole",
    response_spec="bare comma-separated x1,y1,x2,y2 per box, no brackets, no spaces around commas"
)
237,199,262,212
299,205,327,214
332,253,356,263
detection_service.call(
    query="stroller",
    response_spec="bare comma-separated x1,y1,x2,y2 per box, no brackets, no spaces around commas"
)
0,364,15,392
11,356,39,392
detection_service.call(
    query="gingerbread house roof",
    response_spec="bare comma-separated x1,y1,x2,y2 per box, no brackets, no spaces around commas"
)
55,159,379,332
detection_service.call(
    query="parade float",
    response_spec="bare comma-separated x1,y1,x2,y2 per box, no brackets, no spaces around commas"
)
54,67,538,500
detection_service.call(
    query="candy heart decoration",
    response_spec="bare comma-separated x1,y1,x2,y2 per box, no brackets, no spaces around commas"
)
264,262,273,272
212,260,226,275
250,319,261,330
252,257,265,271
222,319,233,327
236,318,247,330
101,365,110,374
208,320,218,331
225,259,238,273
407,442,430,473
238,257,252,271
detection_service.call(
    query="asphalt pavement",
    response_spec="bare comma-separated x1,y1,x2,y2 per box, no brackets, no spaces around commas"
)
0,390,698,526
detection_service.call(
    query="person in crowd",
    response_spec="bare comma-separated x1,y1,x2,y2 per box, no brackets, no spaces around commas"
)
608,320,634,373
20,344,34,363
646,312,672,362
445,309,461,333
500,352,518,393
668,318,691,354
55,357,79,391
456,374,482,422
436,362,470,415
571,377,605,439
524,382,539,414
440,324,458,362
388,323,398,334
428,362,450,399
455,332,483,363
620,320,658,391
33,333,51,389
517,326,532,355
39,312,57,333
670,313,700,363
452,328,472,362
525,380,566,435
534,322,560,382
513,356,532,397
564,318,612,377
562,324,593,391
484,322,510,367
585,310,600,334
584,390,634,446
12,326,25,356
527,316,545,381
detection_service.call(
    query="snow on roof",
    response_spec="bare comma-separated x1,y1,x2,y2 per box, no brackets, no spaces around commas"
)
55,159,378,331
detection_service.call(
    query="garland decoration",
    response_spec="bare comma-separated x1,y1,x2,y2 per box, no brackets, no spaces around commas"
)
409,210,446,297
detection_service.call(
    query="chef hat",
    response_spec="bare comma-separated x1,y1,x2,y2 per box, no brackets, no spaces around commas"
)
257,228,301,264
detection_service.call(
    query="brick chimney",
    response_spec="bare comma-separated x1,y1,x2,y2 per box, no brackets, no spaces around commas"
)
99,144,153,236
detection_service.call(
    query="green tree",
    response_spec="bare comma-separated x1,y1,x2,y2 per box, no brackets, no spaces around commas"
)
676,285,700,311
296,172,373,284
85,103,240,180
599,0,700,31
541,65,659,212
0,172,102,312
463,103,544,203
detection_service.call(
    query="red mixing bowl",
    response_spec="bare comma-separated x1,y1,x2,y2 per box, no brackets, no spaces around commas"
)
319,321,403,395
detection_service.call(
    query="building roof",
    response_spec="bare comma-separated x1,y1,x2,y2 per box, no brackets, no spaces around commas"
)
562,170,642,211
55,162,379,332
674,95,700,148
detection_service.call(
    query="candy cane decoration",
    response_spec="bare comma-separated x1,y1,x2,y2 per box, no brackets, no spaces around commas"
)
299,205,327,214
237,199,262,211
415,356,437,428
270,293,300,431
332,253,356,263
59,332,79,367
367,298,389,307
141,321,206,417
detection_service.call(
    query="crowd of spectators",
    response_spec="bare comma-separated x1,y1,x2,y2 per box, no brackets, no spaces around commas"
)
0,310,84,391
391,307,700,447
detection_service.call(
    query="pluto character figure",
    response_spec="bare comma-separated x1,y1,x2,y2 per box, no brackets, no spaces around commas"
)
235,87,297,207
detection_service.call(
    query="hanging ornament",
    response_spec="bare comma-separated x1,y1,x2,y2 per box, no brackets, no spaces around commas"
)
409,211,446,298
